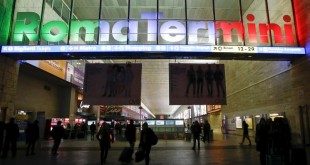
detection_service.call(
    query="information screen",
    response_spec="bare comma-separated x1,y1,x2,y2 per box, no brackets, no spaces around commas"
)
1,45,305,54
156,120,165,126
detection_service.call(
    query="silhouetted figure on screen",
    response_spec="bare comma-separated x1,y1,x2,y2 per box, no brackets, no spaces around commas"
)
0,121,4,155
214,65,225,97
125,63,134,97
25,120,39,156
102,65,114,97
196,65,204,97
240,120,252,146
125,120,136,149
51,121,65,155
205,65,214,97
185,65,196,97
1,118,19,158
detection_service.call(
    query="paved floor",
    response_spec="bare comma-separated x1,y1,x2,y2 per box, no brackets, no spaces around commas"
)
0,132,308,165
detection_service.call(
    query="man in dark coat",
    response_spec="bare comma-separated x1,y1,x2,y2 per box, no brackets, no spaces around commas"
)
125,120,136,149
51,121,65,155
0,121,5,154
191,120,201,150
1,118,19,158
25,120,39,156
139,122,156,165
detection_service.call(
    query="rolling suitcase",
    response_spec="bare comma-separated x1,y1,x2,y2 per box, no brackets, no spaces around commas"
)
119,147,134,163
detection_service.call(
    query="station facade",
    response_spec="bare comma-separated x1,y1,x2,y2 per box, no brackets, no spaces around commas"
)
0,0,310,144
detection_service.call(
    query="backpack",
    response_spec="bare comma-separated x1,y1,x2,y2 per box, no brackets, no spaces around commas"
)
149,129,158,145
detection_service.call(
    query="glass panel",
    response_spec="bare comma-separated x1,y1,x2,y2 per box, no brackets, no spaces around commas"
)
186,0,213,20
267,0,297,46
101,0,128,19
73,0,100,20
216,20,243,46
158,20,186,44
53,0,63,17
159,0,185,19
214,0,240,21
214,0,241,46
0,0,14,44
130,0,157,19
41,0,72,45
187,21,215,45
69,19,99,44
98,20,128,44
128,20,157,44
12,0,44,45
241,0,269,46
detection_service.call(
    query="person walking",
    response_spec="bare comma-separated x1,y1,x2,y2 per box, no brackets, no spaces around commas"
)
0,121,5,155
203,120,211,143
1,118,20,158
96,122,114,164
191,120,201,150
125,120,136,149
90,122,96,141
51,121,65,155
139,122,157,165
255,118,268,165
25,120,39,156
240,120,252,146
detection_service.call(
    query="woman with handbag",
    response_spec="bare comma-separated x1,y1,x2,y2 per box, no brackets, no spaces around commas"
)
96,122,114,165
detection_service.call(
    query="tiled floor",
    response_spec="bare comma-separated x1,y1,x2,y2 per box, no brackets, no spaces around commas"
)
0,132,308,165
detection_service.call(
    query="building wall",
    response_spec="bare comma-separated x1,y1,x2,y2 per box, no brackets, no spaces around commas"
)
221,56,310,145
0,56,19,122
14,64,78,122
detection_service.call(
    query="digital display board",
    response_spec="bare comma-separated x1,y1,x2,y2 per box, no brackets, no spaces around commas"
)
165,120,174,125
156,120,165,126
175,120,184,126
1,45,305,54
146,120,155,126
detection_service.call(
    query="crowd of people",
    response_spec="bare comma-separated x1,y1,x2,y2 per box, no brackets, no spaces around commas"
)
255,117,291,165
0,117,293,165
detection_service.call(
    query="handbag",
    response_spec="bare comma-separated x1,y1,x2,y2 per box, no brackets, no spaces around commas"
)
135,150,145,162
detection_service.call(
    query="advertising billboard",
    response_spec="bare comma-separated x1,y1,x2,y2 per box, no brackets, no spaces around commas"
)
169,64,227,105
83,63,142,105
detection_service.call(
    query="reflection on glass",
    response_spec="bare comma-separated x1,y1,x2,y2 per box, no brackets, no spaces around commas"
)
159,0,185,19
73,0,100,19
130,0,157,19
186,0,213,20
214,0,240,21
101,0,128,19
158,20,186,44
241,0,269,46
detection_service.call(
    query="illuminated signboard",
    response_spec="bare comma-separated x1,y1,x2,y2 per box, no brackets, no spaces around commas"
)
12,12,296,46
0,45,305,54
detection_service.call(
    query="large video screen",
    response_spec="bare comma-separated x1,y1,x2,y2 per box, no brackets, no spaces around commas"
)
83,63,142,105
169,64,227,105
